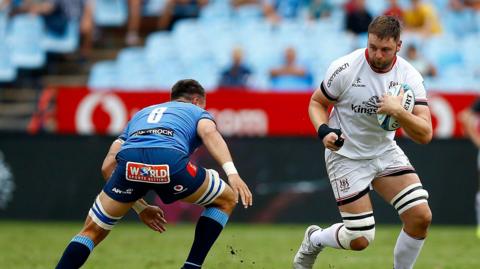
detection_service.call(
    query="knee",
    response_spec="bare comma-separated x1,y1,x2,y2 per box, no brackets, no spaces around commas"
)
80,219,109,245
410,207,432,230
219,187,236,212
339,211,375,250
350,236,371,251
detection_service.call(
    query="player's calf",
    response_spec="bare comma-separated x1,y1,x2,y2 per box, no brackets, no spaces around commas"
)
183,169,234,269
56,195,124,269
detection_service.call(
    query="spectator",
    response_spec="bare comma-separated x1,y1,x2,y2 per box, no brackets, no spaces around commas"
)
308,0,333,20
263,0,304,24
125,0,142,46
403,0,443,36
383,0,403,20
218,47,252,89
345,0,372,35
405,44,437,77
269,47,312,91
158,0,208,31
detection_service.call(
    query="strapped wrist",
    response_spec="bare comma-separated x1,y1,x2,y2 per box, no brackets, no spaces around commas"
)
132,201,147,214
317,124,333,140
222,161,238,176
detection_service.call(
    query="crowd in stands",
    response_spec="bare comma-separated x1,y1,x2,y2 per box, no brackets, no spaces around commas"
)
1,0,480,92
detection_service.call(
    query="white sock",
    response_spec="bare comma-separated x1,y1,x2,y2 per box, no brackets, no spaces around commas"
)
393,229,425,269
475,191,480,226
310,223,343,249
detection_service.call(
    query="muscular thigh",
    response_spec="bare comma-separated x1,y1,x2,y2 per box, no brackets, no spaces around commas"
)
372,173,421,202
339,192,373,214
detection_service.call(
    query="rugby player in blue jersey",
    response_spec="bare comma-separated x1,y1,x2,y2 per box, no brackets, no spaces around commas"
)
56,79,253,269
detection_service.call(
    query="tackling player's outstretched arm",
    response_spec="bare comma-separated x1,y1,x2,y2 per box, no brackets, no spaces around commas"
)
378,92,433,144
309,87,344,151
197,118,253,208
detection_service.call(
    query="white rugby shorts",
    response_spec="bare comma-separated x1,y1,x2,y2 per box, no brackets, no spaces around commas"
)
325,145,415,206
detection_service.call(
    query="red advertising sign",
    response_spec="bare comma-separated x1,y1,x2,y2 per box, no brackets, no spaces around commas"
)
55,87,478,138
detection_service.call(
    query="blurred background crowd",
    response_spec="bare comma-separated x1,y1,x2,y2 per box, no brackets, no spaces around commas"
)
0,0,479,131
1,0,480,91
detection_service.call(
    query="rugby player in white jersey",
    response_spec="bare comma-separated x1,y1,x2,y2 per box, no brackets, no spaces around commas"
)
293,15,432,269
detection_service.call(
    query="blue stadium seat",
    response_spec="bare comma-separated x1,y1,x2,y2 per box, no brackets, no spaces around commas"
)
231,4,263,22
145,31,178,65
116,47,154,90
142,0,166,16
199,0,231,22
94,0,128,26
270,75,314,92
7,14,46,69
150,60,187,89
88,61,118,90
423,34,463,75
43,21,79,53
0,41,17,82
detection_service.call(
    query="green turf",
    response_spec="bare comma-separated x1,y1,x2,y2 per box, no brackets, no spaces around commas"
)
0,221,478,269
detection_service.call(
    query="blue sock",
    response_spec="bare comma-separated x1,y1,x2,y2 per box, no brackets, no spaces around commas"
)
56,235,95,269
183,207,229,269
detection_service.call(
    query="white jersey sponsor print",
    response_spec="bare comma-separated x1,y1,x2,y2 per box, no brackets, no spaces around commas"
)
321,49,428,159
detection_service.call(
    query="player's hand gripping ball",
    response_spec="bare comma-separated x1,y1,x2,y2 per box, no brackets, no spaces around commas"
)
377,84,415,131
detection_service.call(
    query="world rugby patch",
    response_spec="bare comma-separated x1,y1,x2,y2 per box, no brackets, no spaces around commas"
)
126,162,170,184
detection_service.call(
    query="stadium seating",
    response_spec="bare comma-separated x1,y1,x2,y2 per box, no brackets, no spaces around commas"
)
75,1,480,92
8,15,46,69
43,21,80,54
94,0,128,26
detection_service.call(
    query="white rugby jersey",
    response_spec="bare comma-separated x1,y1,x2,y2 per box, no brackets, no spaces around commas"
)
321,48,428,159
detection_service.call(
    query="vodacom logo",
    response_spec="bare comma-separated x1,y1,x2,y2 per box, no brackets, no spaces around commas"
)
75,92,127,135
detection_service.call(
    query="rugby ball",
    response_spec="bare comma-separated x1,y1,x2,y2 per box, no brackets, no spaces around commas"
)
377,84,415,131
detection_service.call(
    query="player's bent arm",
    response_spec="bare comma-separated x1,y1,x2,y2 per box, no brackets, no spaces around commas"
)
197,119,235,166
308,88,334,130
197,118,253,207
101,139,123,180
394,105,433,144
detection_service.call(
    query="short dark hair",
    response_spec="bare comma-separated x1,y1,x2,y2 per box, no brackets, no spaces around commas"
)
368,15,402,41
170,79,205,100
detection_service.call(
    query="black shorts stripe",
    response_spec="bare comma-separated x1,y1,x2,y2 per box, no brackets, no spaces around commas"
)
392,186,423,207
337,187,370,206
346,224,375,231
383,169,416,177
321,82,338,101
342,213,374,220
397,196,428,211
415,101,428,106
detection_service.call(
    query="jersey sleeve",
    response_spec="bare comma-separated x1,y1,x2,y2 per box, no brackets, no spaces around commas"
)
406,69,428,106
321,59,350,101
117,122,130,142
199,109,215,122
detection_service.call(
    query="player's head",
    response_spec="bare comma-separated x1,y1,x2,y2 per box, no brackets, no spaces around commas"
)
367,15,402,72
171,79,206,108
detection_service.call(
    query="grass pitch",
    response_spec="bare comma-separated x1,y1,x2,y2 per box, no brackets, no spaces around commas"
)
0,221,478,269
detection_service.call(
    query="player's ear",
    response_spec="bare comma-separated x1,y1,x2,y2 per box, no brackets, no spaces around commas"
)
396,40,402,53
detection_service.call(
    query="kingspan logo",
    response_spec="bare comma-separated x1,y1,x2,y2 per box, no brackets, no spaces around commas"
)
351,96,380,115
